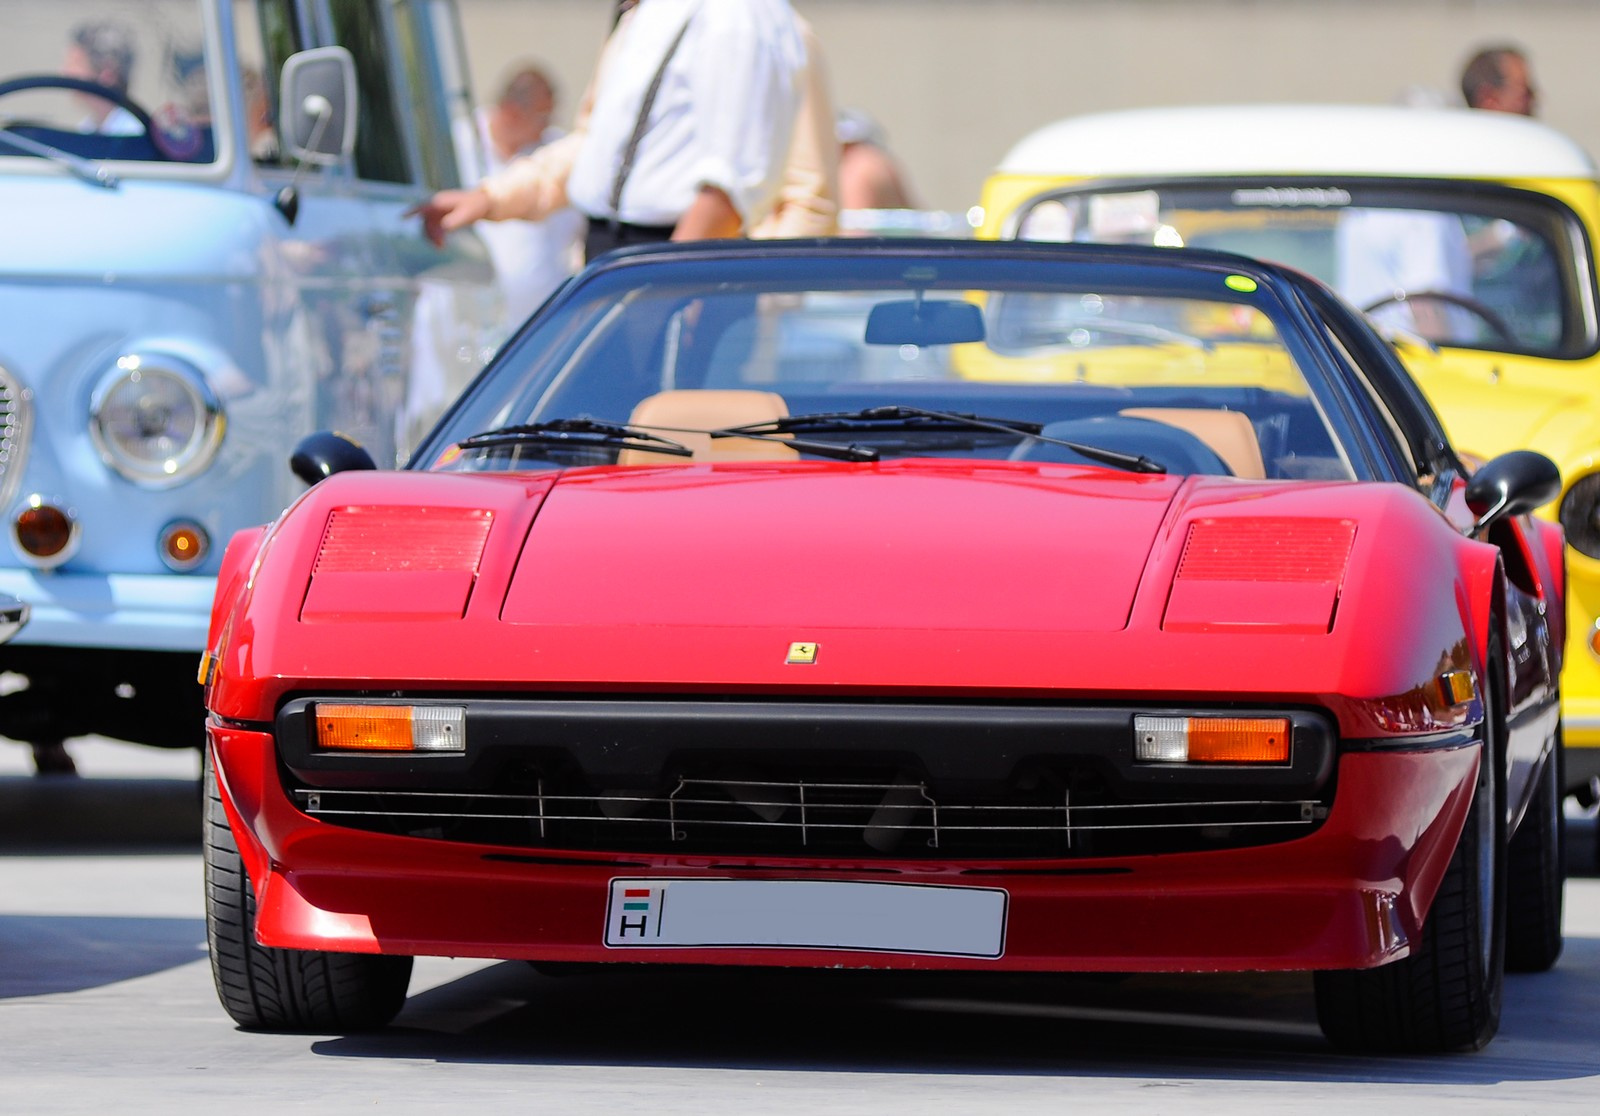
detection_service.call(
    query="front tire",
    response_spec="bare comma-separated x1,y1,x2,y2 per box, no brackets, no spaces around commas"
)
1314,655,1507,1053
1504,736,1565,972
203,748,412,1031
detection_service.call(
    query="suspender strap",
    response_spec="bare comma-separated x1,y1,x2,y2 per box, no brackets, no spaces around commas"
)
607,8,697,222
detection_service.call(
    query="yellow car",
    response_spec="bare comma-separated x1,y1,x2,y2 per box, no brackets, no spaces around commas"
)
976,104,1600,807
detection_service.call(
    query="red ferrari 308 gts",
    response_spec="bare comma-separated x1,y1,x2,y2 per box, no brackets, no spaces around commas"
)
200,239,1565,1053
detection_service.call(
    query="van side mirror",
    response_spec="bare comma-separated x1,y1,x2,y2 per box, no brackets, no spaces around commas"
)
1464,450,1560,533
291,431,377,486
279,47,358,165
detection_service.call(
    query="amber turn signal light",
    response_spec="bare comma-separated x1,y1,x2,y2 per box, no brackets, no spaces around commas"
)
160,520,211,572
1436,670,1477,708
314,704,466,752
12,497,80,568
1134,715,1291,763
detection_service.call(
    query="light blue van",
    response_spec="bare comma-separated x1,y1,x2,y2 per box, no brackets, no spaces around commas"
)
0,0,502,759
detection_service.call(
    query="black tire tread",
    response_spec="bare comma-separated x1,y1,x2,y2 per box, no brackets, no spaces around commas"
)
1504,740,1565,972
203,751,411,1031
1313,805,1499,1051
1313,635,1508,1054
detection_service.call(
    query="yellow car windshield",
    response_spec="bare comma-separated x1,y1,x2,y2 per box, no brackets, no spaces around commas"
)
957,290,1306,394
1015,183,1590,358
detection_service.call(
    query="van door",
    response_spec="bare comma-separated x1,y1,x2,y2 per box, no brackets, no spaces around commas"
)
231,0,407,473
320,0,499,462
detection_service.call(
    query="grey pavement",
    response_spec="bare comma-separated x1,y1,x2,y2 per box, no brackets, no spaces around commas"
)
2,739,1598,1113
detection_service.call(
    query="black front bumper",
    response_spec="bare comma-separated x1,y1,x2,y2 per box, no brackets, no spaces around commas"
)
273,696,1341,860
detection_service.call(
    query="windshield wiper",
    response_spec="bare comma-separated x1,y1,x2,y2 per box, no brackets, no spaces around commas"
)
0,126,118,188
703,426,880,463
720,406,1166,474
456,418,692,458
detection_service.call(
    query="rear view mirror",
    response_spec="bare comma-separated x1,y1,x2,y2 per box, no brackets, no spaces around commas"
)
279,47,358,165
864,299,986,347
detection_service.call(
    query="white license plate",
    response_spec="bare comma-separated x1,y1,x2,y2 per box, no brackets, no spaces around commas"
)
603,878,1007,958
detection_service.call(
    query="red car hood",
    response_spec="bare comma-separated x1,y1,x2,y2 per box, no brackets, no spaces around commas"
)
504,461,1182,632
212,461,1471,734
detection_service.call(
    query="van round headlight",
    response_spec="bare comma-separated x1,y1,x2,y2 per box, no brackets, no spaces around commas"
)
1559,472,1600,560
89,352,225,487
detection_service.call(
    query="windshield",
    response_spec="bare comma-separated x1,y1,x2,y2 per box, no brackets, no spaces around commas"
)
422,252,1363,483
0,0,220,165
1014,182,1595,359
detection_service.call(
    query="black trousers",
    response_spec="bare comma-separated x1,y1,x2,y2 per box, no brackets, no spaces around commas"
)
585,216,676,262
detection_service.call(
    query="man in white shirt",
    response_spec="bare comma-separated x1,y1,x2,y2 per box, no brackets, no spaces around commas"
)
1336,207,1477,344
417,0,807,262
565,0,805,259
466,66,584,324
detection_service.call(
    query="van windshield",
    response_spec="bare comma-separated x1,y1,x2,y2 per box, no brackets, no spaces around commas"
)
1015,182,1596,359
0,0,219,166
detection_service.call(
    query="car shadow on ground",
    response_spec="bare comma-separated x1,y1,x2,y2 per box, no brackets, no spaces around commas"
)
0,773,200,854
310,917,1600,1085
4,763,1594,1079
0,770,205,998
0,758,208,996
0,914,207,999
309,819,1600,1082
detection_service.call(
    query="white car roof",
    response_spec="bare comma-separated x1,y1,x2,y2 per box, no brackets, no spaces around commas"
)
996,105,1597,181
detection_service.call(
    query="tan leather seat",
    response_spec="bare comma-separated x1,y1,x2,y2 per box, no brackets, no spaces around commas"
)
619,389,796,465
1120,407,1266,479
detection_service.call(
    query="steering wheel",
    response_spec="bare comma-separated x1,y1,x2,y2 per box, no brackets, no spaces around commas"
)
0,74,172,160
1068,317,1213,351
1360,290,1515,344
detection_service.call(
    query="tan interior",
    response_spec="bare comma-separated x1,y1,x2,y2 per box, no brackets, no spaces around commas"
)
619,389,797,465
1120,407,1266,479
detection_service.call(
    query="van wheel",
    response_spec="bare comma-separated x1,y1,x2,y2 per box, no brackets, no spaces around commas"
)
203,750,412,1031
1505,737,1564,972
1313,653,1506,1053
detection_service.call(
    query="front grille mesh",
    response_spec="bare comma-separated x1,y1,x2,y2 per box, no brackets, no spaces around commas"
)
296,775,1326,860
0,364,31,514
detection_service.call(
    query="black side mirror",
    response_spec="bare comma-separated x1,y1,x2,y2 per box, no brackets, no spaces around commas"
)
1463,450,1560,533
291,431,377,486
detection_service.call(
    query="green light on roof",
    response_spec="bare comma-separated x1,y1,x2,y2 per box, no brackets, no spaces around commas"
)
1224,274,1258,293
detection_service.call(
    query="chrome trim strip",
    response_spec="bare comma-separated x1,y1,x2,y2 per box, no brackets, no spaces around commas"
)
0,363,33,515
0,593,29,644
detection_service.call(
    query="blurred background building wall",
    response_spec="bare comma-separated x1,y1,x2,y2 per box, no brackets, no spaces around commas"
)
459,0,1600,211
